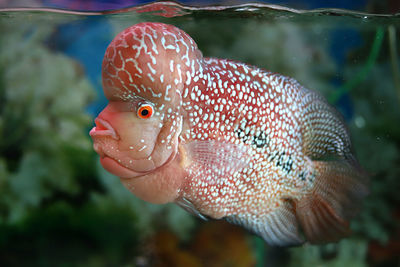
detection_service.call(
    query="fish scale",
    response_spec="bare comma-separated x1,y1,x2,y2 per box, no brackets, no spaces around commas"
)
181,61,307,212
91,22,368,246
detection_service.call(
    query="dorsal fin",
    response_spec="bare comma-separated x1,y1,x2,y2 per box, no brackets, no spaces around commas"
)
301,90,354,162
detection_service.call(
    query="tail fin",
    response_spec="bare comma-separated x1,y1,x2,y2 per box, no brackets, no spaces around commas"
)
295,160,368,243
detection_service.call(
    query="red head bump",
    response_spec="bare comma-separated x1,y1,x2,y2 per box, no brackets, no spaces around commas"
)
102,22,204,105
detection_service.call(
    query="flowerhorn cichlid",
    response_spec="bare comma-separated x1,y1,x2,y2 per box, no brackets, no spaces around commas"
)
89,22,368,246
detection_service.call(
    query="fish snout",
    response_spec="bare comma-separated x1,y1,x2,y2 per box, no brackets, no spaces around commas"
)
89,118,119,140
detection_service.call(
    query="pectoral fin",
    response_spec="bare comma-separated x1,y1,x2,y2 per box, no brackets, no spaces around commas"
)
184,139,249,181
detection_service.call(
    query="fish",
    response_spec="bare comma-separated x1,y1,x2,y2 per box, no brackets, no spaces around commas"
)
89,22,368,246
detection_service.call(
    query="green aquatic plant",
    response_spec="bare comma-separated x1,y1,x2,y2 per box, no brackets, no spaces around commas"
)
388,25,400,103
289,239,368,267
95,163,197,240
0,201,140,266
0,18,148,266
0,20,95,222
348,62,400,243
329,27,385,104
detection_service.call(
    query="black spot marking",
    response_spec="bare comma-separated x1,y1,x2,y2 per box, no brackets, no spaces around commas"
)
309,171,316,182
275,152,293,174
235,121,251,143
281,156,293,174
269,151,293,174
252,131,269,148
299,171,307,181
269,151,279,162
298,170,316,182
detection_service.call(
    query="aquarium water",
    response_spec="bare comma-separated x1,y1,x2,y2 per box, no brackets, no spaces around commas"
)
0,2,399,266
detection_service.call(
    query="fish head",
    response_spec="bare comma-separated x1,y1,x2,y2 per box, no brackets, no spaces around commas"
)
90,22,203,203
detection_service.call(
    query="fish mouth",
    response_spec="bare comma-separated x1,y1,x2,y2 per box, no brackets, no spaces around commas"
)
89,118,119,140
90,117,178,179
93,142,177,179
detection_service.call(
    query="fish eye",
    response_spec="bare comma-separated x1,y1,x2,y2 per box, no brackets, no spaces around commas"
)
137,103,154,119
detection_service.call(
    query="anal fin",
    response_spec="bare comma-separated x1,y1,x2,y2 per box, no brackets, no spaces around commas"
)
225,200,304,247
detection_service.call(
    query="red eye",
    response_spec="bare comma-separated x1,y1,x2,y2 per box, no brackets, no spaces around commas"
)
137,103,154,119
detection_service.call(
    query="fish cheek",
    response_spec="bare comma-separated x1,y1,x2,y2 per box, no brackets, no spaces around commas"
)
98,102,159,158
117,116,160,157
120,146,187,204
150,115,183,166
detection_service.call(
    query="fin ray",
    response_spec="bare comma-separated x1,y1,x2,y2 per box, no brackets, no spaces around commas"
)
176,196,209,221
298,91,368,243
226,201,304,246
295,160,368,243
185,140,249,177
301,90,354,163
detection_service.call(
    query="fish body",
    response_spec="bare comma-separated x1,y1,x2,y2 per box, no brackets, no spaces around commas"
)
90,22,368,246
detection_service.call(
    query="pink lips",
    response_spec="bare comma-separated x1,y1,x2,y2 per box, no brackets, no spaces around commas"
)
90,118,142,178
89,118,119,140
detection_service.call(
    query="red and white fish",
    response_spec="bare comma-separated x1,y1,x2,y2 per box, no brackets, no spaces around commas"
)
90,22,368,246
